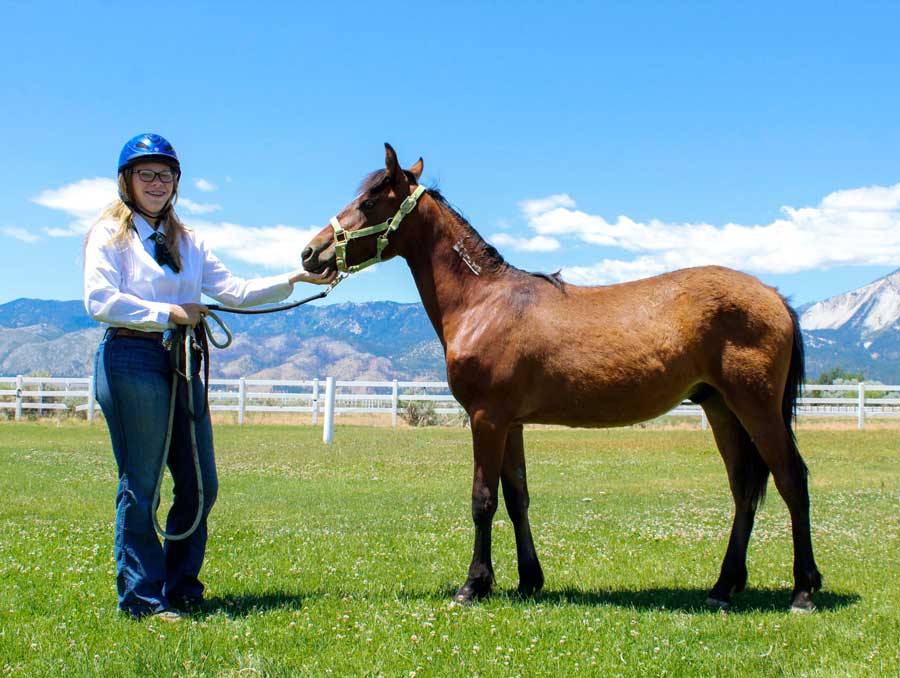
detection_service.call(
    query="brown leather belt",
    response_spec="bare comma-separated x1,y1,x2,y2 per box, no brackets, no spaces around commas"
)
107,327,164,342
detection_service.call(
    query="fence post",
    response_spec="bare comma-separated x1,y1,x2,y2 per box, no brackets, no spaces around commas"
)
312,378,320,425
391,379,399,427
323,377,336,443
857,382,865,430
700,408,708,430
15,375,23,421
87,376,95,423
238,378,246,426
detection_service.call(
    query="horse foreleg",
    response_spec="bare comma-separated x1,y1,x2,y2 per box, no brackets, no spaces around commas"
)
454,411,508,605
500,424,544,597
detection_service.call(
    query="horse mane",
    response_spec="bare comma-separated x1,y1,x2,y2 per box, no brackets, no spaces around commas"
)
426,186,565,290
356,170,564,289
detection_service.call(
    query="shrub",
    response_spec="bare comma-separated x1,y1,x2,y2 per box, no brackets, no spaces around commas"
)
402,400,438,427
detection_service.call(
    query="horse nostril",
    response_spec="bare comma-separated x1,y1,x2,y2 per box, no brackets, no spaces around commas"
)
301,246,312,262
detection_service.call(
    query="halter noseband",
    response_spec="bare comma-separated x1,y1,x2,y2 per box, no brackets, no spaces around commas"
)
329,185,426,274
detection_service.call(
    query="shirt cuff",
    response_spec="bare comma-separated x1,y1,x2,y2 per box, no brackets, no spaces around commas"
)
146,301,172,328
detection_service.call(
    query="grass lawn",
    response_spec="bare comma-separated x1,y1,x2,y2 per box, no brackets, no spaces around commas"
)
0,421,898,676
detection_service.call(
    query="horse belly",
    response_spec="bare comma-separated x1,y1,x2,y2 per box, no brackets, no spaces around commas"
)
523,375,693,428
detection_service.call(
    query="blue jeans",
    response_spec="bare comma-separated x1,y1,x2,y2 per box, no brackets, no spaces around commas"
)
95,332,218,617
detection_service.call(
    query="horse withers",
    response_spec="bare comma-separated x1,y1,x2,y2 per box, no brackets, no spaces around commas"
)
301,144,822,612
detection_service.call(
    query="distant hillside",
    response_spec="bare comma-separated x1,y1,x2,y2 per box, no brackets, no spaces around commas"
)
0,298,447,380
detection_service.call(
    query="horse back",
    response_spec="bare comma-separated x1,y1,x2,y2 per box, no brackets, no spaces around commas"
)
445,265,796,426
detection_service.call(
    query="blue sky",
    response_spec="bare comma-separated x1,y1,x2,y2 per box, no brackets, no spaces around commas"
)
2,2,899,308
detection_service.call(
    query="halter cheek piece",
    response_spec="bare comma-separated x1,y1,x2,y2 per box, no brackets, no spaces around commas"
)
330,185,426,274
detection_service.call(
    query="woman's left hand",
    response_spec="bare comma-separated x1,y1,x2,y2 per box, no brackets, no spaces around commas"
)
289,268,338,285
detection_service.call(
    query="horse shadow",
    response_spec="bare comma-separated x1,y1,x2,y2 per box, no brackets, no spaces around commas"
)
198,586,859,617
525,586,860,613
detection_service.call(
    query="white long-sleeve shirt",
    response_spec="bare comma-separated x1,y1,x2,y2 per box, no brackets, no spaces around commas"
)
84,215,294,330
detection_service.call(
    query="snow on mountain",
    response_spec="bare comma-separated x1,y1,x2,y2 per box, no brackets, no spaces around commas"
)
800,269,900,335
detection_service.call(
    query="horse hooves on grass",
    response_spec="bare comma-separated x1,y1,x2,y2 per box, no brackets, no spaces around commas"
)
705,596,731,611
453,583,490,606
790,591,816,614
517,580,544,598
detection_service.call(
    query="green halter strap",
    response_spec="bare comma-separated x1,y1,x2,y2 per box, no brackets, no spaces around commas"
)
330,185,426,274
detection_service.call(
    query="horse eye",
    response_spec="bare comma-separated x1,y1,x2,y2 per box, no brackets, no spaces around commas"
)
361,199,376,211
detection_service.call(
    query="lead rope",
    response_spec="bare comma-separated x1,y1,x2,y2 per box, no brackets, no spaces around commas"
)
150,275,343,541
151,328,206,541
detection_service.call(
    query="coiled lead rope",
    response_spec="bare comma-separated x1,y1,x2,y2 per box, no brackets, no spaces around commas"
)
150,275,343,540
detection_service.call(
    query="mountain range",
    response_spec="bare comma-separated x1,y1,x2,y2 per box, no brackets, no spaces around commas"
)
0,298,446,381
799,268,900,382
3,269,900,382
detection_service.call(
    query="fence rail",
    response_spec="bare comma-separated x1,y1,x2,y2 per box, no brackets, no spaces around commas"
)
1,376,898,431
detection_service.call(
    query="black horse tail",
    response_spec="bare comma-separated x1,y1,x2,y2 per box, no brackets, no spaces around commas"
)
782,300,809,477
741,299,807,511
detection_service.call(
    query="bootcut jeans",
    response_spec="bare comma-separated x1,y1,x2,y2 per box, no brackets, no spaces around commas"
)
94,330,218,617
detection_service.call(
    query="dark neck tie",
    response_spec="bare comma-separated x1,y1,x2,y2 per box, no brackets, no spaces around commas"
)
149,231,180,272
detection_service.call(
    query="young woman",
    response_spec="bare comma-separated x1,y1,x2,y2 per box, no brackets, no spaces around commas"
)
84,133,334,621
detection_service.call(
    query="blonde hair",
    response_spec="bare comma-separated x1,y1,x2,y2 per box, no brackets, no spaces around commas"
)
87,172,186,270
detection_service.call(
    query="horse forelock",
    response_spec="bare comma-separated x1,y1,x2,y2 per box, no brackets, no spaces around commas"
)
357,169,424,196
357,170,390,195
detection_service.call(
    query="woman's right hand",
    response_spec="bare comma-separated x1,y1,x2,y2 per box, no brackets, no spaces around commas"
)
169,303,208,326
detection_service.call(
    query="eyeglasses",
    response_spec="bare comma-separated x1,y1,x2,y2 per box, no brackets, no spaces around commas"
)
133,169,177,184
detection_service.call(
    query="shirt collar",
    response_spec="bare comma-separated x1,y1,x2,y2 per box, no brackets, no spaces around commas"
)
132,214,167,240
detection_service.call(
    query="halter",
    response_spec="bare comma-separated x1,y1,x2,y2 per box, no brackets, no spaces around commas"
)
329,185,426,274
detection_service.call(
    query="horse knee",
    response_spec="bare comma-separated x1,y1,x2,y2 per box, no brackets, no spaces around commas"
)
471,493,497,525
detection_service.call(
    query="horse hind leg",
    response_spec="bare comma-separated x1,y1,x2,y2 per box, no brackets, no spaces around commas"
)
703,392,770,609
499,425,544,596
736,408,822,612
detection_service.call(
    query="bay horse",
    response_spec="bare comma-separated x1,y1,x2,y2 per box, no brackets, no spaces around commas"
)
301,144,822,612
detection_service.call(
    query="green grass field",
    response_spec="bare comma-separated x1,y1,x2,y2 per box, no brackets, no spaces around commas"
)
1,422,898,677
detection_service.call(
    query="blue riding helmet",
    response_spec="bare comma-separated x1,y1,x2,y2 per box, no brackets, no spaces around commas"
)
118,133,180,174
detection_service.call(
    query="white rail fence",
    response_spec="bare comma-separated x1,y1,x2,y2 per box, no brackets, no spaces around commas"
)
2,377,898,432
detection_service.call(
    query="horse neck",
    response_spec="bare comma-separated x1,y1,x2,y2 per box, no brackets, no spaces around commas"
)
400,196,502,346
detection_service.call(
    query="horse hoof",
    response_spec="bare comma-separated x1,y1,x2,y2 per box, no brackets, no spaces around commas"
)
517,579,544,598
790,591,816,614
452,592,474,606
453,583,488,606
705,596,730,611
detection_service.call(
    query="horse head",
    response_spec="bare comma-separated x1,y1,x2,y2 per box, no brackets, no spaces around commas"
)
301,143,424,276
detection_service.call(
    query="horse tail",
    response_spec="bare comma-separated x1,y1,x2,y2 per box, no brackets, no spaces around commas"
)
781,299,809,477
735,423,769,511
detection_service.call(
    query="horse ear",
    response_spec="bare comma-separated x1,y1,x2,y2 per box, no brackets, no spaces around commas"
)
384,143,401,181
408,157,424,181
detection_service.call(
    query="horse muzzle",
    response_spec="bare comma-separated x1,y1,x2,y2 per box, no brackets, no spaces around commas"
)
301,230,336,274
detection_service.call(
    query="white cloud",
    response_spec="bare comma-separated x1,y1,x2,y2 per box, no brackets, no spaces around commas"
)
45,228,77,238
2,226,40,243
518,194,576,219
178,197,222,215
188,220,325,269
518,183,900,285
31,177,118,235
32,176,323,269
489,232,560,252
194,178,217,192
